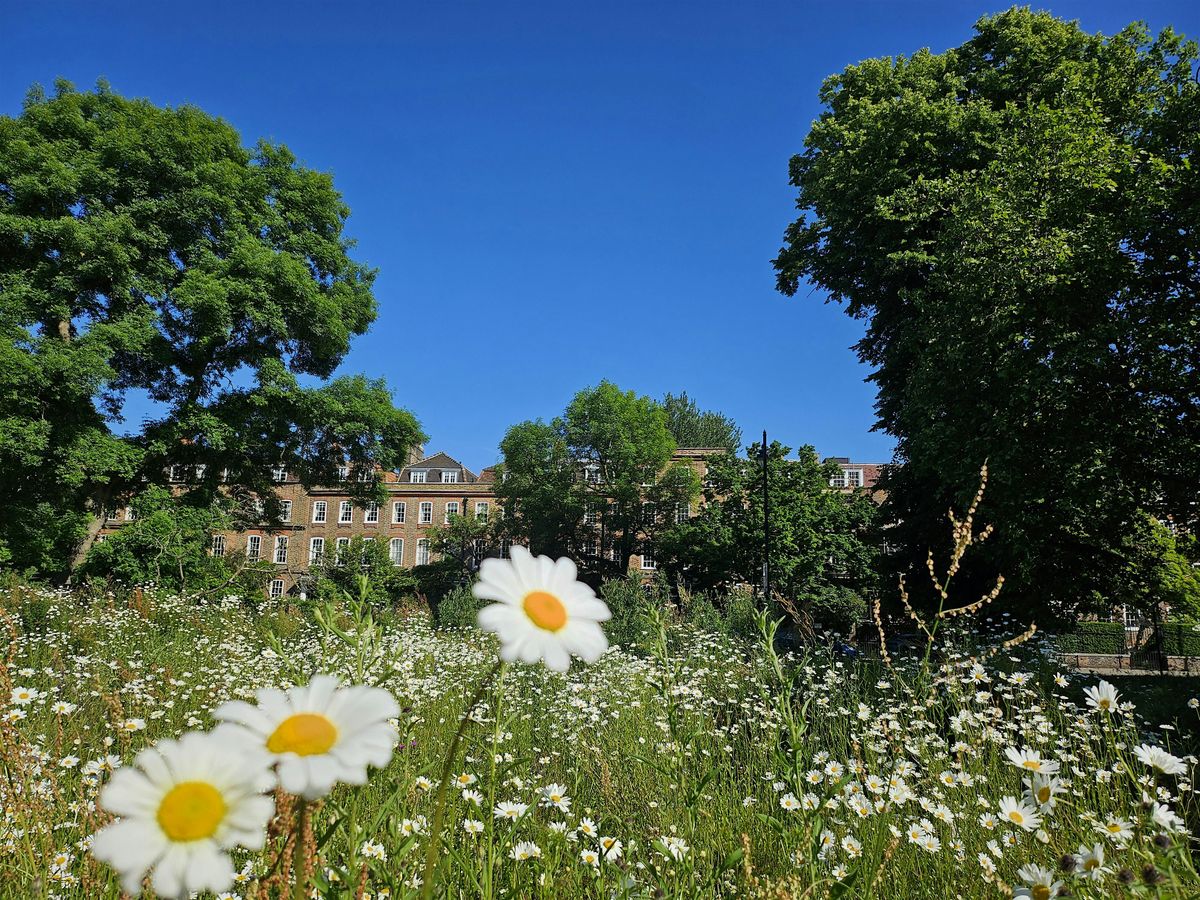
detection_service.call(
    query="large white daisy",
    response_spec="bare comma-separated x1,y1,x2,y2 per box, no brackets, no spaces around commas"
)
214,674,399,800
473,546,611,672
91,729,275,899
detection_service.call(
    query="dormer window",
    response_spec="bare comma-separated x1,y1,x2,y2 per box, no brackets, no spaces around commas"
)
846,469,863,488
337,465,349,481
410,470,427,484
829,470,847,488
271,464,287,483
442,471,459,483
584,465,601,484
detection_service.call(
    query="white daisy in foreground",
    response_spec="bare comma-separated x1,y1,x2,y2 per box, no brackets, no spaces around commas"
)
1134,743,1187,776
998,796,1041,831
214,674,399,800
1084,680,1120,714
91,730,274,899
473,546,611,672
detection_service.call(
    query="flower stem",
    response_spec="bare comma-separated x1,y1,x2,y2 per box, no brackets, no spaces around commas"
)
421,659,503,899
292,798,308,900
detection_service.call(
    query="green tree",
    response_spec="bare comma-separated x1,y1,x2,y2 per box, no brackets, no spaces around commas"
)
661,392,742,453
308,535,416,606
79,486,270,596
0,81,423,576
426,511,503,583
774,10,1200,619
657,442,878,628
496,381,698,579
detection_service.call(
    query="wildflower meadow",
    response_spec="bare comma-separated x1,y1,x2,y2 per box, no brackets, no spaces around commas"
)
3,542,1200,899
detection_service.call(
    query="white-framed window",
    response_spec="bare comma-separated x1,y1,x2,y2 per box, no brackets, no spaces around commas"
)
442,470,458,483
584,465,601,484
475,501,489,522
410,470,426,484
211,534,226,557
271,464,287,483
392,501,406,524
280,500,292,523
195,463,207,480
246,535,262,561
830,470,847,488
444,501,459,523
219,467,230,483
309,537,325,565
641,502,656,524
269,578,284,599
104,506,119,522
336,537,350,561
365,501,380,524
641,549,656,570
312,501,327,523
846,469,863,488
415,539,430,566
125,506,137,521
273,536,289,564
499,539,511,559
339,501,353,524
419,502,433,524
169,464,187,483
358,468,371,482
389,538,404,566
675,502,690,524
584,504,598,526
337,465,349,481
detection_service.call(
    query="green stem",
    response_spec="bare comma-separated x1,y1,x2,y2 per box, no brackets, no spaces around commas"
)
292,798,308,900
421,659,503,900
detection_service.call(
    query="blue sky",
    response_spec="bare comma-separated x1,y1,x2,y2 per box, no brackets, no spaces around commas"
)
6,1,1197,471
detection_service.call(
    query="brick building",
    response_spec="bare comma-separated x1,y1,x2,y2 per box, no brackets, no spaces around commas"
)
97,447,725,598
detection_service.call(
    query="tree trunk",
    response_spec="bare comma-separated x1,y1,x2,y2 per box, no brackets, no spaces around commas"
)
67,484,113,575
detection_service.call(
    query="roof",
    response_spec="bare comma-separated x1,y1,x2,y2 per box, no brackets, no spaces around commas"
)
399,451,479,483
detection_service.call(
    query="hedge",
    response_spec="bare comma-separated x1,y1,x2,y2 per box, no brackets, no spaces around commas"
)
1159,622,1200,657
1056,622,1127,654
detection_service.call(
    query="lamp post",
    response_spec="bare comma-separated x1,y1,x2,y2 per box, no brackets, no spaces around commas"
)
761,430,770,603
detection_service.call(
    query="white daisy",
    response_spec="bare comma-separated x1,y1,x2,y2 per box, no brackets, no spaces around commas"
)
91,730,274,899
1083,680,1120,714
473,546,610,672
1133,743,1187,776
213,674,399,800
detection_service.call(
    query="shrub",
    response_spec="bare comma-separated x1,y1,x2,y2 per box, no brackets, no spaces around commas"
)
437,585,482,629
1056,621,1127,654
1158,622,1200,657
600,575,659,649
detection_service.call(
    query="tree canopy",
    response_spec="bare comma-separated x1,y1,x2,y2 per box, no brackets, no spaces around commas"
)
661,392,742,453
657,442,878,629
774,10,1200,620
495,381,698,580
0,81,422,575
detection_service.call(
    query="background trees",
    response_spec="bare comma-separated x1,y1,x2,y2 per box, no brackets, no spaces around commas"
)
657,442,878,631
774,10,1200,620
661,392,742,453
495,382,699,580
0,81,422,576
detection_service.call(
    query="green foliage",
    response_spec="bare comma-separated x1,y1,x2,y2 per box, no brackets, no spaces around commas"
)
412,557,466,604
79,486,265,596
807,584,868,635
774,9,1200,619
599,574,659,649
425,513,502,583
0,81,423,576
1056,622,1127,655
657,442,878,615
496,381,698,578
1159,623,1200,658
436,584,483,629
309,535,416,606
661,392,741,453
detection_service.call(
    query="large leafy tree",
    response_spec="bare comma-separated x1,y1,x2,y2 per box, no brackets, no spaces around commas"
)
657,443,878,621
0,80,423,575
661,392,742,453
774,11,1200,619
495,381,698,579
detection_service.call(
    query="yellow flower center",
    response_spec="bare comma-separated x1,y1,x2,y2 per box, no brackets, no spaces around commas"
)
1022,761,1041,771
267,713,338,756
1083,858,1099,871
522,591,567,632
1032,886,1050,900
1098,699,1112,710
156,781,227,842
1036,786,1051,803
1106,822,1121,833
1008,811,1024,824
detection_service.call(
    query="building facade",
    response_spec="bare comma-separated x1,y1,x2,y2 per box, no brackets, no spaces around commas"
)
97,447,728,598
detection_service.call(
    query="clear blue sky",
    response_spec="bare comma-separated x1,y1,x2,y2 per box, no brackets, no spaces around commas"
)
6,1,1196,472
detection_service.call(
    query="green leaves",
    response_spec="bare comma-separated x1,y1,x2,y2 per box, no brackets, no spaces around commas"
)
774,9,1200,620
